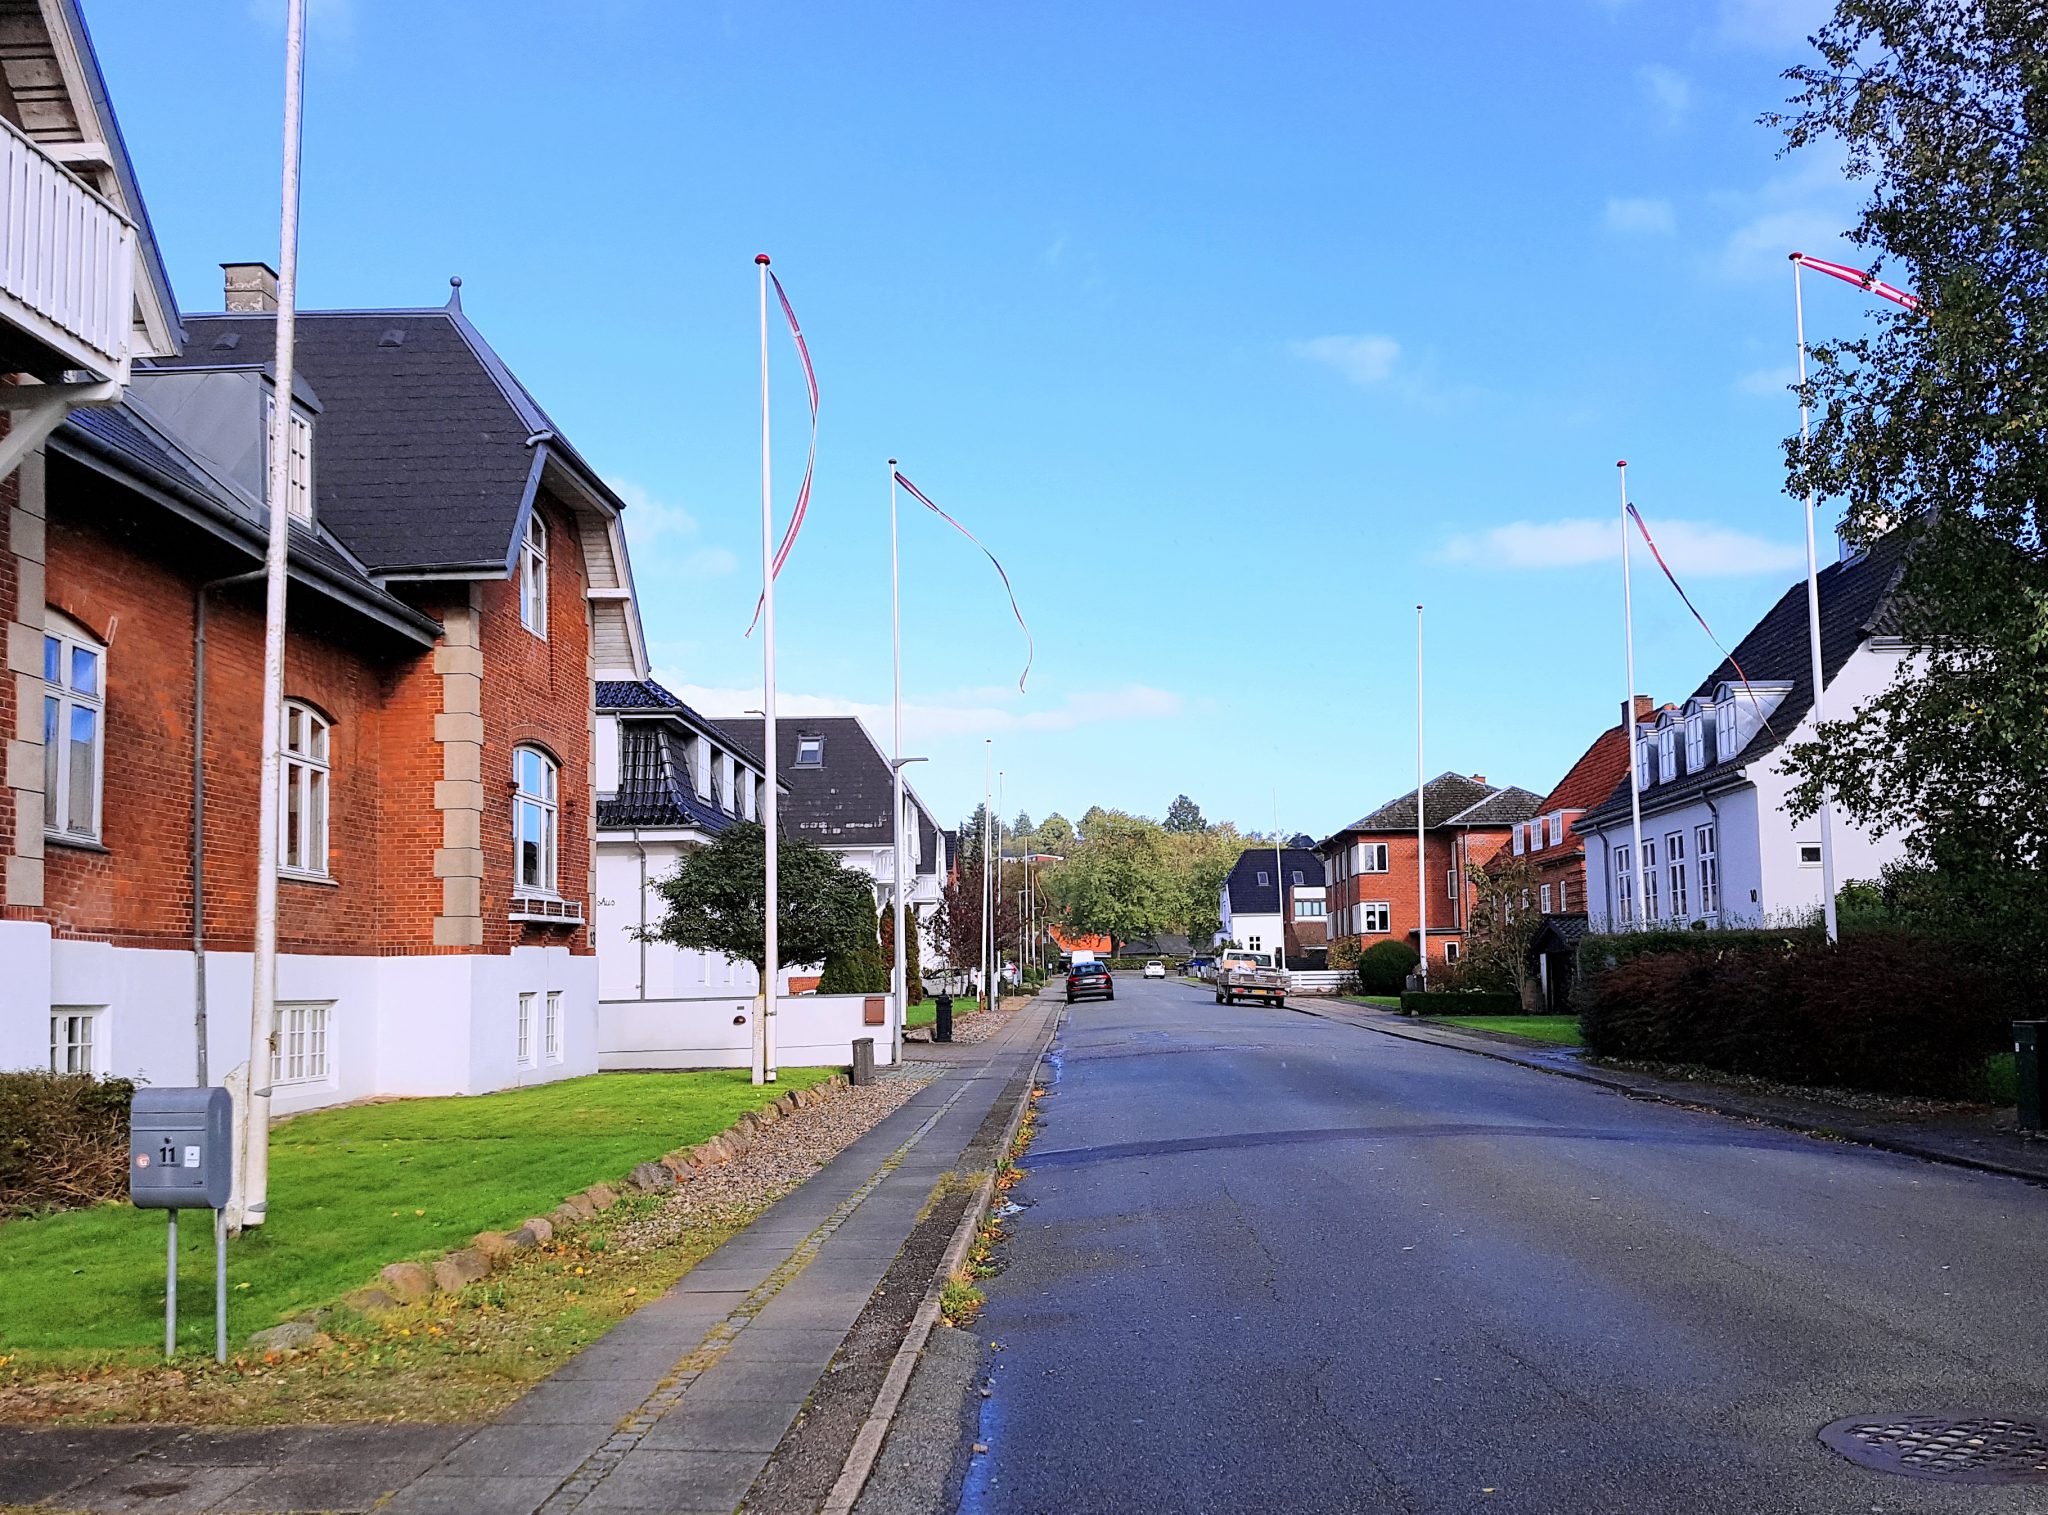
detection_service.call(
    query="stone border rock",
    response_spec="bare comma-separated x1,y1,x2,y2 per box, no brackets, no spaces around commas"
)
245,1073,853,1356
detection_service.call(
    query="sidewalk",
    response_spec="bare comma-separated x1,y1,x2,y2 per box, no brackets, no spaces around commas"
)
1294,997,2048,1185
0,996,1060,1515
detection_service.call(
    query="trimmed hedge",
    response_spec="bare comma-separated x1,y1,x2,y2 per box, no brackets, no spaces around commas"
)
1,1070,135,1216
1575,929,2005,1099
1401,990,1522,1016
1357,940,1421,996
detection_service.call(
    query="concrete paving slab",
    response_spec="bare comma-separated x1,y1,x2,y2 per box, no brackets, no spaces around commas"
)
577,1449,759,1512
493,1376,650,1427
429,1422,601,1480
59,1460,263,1513
745,1288,881,1331
379,1471,569,1514
721,1326,852,1361
636,1397,803,1453
209,1459,404,1513
685,1354,836,1403
0,1455,93,1506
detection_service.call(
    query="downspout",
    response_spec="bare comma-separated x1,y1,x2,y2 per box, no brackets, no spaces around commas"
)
1703,795,1721,926
192,568,265,1085
631,826,648,999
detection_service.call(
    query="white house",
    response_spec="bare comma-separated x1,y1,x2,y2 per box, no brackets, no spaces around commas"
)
1216,846,1327,966
1579,536,1911,930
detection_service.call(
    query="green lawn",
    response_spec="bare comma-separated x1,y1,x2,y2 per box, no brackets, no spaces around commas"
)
906,996,981,1029
1434,1015,1585,1046
1343,995,1404,1009
0,1068,831,1360
1987,1052,2019,1105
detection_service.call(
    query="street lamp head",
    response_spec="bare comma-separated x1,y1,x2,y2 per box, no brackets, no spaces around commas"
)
891,756,928,770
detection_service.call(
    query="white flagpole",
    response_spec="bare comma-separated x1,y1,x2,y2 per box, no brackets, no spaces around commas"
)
997,769,1006,990
1415,604,1428,988
1620,461,1648,930
1272,791,1285,969
233,0,307,1232
981,741,992,1004
756,254,778,1084
1793,259,1841,944
888,460,908,1062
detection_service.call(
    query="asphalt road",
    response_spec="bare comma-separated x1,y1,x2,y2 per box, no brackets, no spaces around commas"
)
935,974,2048,1514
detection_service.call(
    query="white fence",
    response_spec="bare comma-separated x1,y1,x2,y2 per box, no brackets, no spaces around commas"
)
0,113,134,379
597,992,897,1072
1283,970,1355,995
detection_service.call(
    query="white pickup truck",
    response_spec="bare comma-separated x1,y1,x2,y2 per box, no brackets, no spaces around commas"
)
1213,949,1287,1007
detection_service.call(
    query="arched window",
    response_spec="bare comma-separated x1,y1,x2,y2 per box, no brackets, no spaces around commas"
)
42,610,104,841
514,746,559,894
519,511,548,636
281,701,331,875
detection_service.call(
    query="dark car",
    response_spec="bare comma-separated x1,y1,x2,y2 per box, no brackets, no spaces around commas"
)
1066,961,1114,1003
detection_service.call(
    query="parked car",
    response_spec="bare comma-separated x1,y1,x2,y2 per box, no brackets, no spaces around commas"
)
1214,948,1287,1007
1066,961,1114,1003
1142,960,1166,979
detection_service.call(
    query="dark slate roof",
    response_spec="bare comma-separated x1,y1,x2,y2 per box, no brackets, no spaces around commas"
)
157,301,622,576
1330,773,1508,838
1443,787,1543,826
600,721,735,834
1579,532,1909,830
917,810,940,875
52,402,438,644
1225,847,1327,913
714,716,937,849
597,679,685,711
1532,914,1591,952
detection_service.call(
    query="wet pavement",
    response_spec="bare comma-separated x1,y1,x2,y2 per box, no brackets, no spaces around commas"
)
911,975,2048,1514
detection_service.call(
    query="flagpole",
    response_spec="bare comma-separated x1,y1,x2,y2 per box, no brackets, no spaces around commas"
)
888,460,907,1063
981,741,992,1005
1620,461,1648,930
997,770,1006,991
1792,258,1841,944
234,0,307,1232
756,254,779,1085
1273,792,1286,971
1415,604,1428,988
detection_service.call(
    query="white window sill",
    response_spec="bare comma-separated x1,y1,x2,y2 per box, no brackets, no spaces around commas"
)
281,868,339,888
44,830,109,854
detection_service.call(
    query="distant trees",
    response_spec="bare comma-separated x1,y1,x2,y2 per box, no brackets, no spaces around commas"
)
1164,794,1207,833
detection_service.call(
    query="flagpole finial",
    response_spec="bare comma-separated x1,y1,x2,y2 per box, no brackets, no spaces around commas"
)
755,253,771,266
1789,250,1804,261
1616,459,1627,468
888,457,897,466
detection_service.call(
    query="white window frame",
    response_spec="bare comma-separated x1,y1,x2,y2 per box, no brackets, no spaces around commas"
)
1444,940,1461,963
1686,714,1706,772
1256,870,1270,887
1696,824,1719,916
49,1006,103,1074
1658,728,1678,784
1360,842,1389,873
1549,811,1565,847
514,746,560,896
1362,901,1391,934
795,734,824,767
1512,823,1525,856
1447,867,1458,901
1540,883,1553,913
1615,845,1635,925
519,510,549,637
1798,842,1823,868
517,991,535,1066
270,1001,332,1087
545,989,563,1062
1666,830,1688,919
1716,700,1738,761
43,611,105,842
1559,878,1570,912
1642,836,1661,920
1636,737,1652,791
264,393,315,524
281,700,331,878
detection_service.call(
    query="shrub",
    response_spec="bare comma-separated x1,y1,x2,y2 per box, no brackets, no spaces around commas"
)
820,892,891,993
1576,929,2004,1099
0,1070,135,1216
1400,990,1522,1016
1326,936,1363,971
1356,940,1421,996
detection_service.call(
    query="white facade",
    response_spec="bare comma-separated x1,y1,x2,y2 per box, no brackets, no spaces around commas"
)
1583,642,1910,930
2,920,595,1115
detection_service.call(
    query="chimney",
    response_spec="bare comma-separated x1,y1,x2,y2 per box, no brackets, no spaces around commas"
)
1624,694,1655,729
222,262,279,313
1469,775,1487,785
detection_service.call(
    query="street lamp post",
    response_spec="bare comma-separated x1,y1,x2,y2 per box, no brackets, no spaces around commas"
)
889,754,927,1067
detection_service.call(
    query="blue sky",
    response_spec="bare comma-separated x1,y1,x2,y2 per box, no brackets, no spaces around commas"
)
93,0,1881,838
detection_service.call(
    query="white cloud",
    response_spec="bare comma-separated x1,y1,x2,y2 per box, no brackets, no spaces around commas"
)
609,477,736,579
1638,64,1692,123
1735,363,1798,397
1714,149,1861,282
1604,196,1677,236
1439,517,1806,575
654,681,1188,743
1290,333,1401,386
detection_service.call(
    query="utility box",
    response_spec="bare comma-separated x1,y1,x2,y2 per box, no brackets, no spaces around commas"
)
130,1087,232,1211
851,1036,875,1087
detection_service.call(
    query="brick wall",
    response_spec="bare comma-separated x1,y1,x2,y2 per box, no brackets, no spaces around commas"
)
1325,827,1515,964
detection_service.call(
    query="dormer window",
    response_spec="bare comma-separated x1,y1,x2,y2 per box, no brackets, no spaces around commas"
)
1291,869,1305,886
519,511,548,637
1636,737,1652,792
1257,870,1270,886
1686,712,1707,771
1513,823,1525,856
1548,811,1564,846
1658,728,1678,783
795,735,824,767
1716,699,1739,761
263,393,314,523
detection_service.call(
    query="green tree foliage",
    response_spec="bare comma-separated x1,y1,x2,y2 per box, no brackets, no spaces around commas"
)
640,821,875,980
1042,809,1171,953
1013,810,1034,843
1164,794,1207,833
1163,828,1248,950
1460,855,1544,1007
877,889,923,994
820,889,891,994
1036,813,1074,854
1356,940,1420,996
1773,2,2048,1006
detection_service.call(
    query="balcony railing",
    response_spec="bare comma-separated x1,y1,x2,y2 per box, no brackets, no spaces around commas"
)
0,113,134,381
511,893,586,926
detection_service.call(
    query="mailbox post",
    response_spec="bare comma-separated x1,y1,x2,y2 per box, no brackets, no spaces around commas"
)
130,1088,232,1362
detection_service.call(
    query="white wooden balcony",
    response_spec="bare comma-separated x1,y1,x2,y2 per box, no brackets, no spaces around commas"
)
0,111,134,383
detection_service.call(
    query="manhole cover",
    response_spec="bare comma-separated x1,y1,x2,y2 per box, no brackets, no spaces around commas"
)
1820,1414,2048,1485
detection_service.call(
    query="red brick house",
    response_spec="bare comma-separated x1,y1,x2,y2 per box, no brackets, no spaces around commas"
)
1318,773,1540,970
0,11,648,1107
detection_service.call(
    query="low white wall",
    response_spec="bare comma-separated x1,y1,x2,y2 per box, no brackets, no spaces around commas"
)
598,991,897,1072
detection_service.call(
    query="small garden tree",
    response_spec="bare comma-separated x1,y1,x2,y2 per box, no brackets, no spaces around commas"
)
877,892,923,997
820,890,891,993
1355,940,1419,996
1461,855,1545,1008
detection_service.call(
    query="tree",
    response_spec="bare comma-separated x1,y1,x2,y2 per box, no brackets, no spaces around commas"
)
820,890,891,993
1460,855,1545,1008
879,891,923,997
1772,1,2048,1006
1043,810,1171,954
1013,810,1035,844
1164,794,1207,833
928,866,1021,994
1161,825,1245,949
1036,813,1074,854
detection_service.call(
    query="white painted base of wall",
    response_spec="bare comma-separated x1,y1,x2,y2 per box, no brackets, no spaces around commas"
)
0,921,598,1116
597,992,898,1073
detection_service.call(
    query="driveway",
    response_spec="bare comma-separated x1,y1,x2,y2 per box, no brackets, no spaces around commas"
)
917,973,2048,1513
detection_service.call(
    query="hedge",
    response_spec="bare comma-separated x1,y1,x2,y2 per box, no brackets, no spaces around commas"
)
1357,940,1421,996
1574,928,2004,1099
1,1070,135,1216
1400,990,1522,1016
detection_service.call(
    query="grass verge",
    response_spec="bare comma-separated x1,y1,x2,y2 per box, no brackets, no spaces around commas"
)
0,1069,831,1362
1433,1015,1584,1046
1987,1052,2019,1106
1343,995,1403,1009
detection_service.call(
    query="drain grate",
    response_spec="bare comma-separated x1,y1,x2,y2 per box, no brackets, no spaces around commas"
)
1820,1414,2048,1485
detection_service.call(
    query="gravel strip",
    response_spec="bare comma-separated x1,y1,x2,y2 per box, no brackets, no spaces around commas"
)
615,1067,943,1253
941,993,1038,1047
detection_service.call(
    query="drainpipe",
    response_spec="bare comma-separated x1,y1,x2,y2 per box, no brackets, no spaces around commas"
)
1703,795,1721,927
631,826,648,999
192,568,264,1085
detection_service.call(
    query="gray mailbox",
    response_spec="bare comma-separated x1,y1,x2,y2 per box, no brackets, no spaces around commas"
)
130,1087,233,1210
